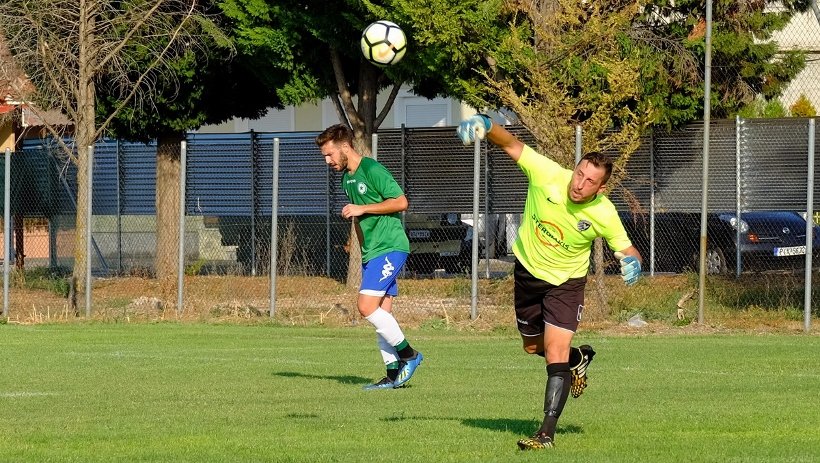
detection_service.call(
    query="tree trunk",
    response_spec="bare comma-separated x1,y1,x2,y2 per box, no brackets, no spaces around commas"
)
345,222,361,289
592,238,609,318
339,65,381,288
71,0,96,316
13,213,24,269
155,132,184,307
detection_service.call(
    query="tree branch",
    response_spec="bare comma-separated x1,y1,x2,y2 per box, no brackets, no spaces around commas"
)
94,3,196,139
329,47,361,129
374,81,403,130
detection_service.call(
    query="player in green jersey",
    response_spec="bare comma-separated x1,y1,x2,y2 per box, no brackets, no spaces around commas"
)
457,115,642,450
316,124,423,390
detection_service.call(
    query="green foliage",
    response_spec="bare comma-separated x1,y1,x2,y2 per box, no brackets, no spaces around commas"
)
451,1,649,165
185,258,208,276
440,0,810,148
98,2,283,141
634,0,808,127
738,97,787,118
790,94,818,117
18,266,71,298
707,273,808,311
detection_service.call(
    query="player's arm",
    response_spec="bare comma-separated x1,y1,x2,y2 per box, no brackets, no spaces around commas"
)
456,114,524,162
341,195,408,219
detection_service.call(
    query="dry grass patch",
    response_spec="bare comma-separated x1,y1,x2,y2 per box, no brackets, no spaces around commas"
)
2,271,817,334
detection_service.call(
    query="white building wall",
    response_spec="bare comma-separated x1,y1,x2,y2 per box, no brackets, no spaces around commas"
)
197,85,474,133
770,10,820,110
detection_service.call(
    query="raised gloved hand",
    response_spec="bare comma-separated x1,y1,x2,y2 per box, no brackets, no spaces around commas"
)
456,114,492,145
613,251,641,286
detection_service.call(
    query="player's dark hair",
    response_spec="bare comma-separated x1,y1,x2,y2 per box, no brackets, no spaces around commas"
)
580,152,613,185
316,124,354,148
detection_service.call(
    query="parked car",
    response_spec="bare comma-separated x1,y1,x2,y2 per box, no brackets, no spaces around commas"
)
404,213,474,274
616,211,820,274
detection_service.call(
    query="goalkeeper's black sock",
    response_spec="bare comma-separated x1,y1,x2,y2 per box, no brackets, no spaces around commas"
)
537,362,571,440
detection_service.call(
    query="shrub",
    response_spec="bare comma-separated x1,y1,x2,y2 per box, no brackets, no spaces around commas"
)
789,94,817,117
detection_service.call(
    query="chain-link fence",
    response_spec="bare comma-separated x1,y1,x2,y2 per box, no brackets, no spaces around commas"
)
1,118,819,321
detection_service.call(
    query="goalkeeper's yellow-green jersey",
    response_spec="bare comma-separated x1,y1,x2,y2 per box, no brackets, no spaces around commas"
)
512,145,632,286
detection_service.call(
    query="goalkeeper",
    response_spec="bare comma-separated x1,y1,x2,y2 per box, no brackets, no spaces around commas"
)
457,115,642,450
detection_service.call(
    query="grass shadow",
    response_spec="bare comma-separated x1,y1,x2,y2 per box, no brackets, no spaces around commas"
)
462,418,582,436
382,415,583,436
274,371,370,385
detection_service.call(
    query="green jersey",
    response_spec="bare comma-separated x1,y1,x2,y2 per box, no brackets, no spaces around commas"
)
343,157,410,263
512,145,632,286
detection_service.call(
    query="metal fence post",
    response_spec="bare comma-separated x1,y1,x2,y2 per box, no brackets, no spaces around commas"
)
698,0,713,325
116,139,123,273
3,148,10,318
400,125,407,229
86,146,94,317
250,131,258,276
483,137,490,279
270,138,280,318
325,158,331,278
575,125,582,165
805,118,815,333
649,130,656,276
735,115,742,277
470,137,480,320
176,140,187,315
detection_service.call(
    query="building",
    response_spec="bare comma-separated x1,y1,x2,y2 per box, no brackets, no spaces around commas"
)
196,85,480,133
771,8,820,111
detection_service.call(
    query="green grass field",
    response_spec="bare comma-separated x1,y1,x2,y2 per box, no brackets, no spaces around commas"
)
2,323,819,462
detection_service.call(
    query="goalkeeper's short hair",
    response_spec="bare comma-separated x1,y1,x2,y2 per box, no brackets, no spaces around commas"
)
580,152,613,185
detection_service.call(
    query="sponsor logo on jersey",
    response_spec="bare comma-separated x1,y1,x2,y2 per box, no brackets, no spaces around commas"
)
532,214,570,251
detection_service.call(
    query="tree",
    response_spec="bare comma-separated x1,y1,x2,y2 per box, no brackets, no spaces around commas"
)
96,1,284,302
0,0,209,314
218,0,505,286
637,0,810,128
417,0,812,166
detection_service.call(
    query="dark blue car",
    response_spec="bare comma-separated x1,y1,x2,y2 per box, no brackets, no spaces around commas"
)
616,211,820,274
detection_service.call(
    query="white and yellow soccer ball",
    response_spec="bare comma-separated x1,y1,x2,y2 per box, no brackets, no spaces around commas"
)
360,20,407,67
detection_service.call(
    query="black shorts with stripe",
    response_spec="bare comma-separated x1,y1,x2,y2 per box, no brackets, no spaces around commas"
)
513,259,586,335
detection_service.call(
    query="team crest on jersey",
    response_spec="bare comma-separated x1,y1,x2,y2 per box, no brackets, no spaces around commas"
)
577,220,591,231
358,183,367,194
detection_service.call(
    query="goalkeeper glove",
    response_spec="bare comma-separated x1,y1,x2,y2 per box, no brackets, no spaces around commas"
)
456,114,492,145
613,251,641,286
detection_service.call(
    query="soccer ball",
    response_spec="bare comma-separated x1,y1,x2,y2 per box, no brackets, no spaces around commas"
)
360,20,407,67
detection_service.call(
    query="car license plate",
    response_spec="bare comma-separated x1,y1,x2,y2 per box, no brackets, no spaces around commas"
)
409,229,431,239
773,246,806,257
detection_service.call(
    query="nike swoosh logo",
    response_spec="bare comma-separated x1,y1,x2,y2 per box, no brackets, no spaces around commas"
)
547,197,559,205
